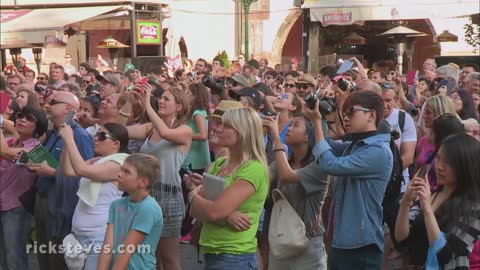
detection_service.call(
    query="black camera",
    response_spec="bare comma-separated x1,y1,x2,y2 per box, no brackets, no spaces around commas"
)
201,74,225,96
304,93,337,118
337,78,357,92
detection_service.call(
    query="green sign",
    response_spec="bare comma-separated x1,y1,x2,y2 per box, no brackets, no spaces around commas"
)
136,20,161,44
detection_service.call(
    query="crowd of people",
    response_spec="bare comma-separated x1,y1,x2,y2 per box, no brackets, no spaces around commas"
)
0,52,479,270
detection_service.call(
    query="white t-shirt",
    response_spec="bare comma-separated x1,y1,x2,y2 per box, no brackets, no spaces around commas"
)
386,108,417,192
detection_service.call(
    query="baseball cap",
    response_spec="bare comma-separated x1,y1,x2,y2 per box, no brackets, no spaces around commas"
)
297,74,316,87
124,63,135,72
96,74,120,87
229,87,262,109
210,100,244,119
231,73,250,87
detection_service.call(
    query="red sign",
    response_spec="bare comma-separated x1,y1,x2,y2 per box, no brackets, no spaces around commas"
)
322,12,352,26
136,20,161,44
0,10,32,23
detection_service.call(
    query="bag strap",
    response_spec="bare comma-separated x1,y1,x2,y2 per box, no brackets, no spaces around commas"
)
398,110,406,133
272,189,287,203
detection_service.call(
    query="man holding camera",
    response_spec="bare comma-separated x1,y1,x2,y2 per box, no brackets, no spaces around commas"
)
307,90,393,270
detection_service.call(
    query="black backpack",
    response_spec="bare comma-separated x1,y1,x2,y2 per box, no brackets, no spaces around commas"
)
382,111,405,236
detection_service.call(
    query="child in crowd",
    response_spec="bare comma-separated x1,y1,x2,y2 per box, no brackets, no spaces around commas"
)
97,153,163,270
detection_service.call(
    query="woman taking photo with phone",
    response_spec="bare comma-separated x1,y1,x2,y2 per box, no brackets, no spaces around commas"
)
123,83,192,270
263,112,329,269
58,122,129,270
395,133,480,269
188,107,269,269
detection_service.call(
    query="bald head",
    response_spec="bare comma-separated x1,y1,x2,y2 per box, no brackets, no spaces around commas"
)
356,80,382,95
55,91,80,109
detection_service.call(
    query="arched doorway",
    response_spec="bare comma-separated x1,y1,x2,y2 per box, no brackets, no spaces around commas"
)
271,9,302,65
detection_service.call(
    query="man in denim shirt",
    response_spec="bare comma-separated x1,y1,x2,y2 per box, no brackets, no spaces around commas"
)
307,91,393,269
28,92,93,270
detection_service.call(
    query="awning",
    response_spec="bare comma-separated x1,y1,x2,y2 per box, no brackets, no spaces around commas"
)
1,5,124,47
304,0,480,25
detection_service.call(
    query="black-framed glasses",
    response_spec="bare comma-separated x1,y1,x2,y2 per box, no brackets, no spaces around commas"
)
95,131,117,142
16,112,37,122
48,99,71,106
298,84,312,90
343,106,372,118
285,83,296,88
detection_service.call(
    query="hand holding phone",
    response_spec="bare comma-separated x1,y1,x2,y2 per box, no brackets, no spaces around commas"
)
15,151,29,167
416,164,431,181
64,110,76,125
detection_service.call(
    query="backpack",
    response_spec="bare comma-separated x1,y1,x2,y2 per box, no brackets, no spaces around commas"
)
382,110,405,237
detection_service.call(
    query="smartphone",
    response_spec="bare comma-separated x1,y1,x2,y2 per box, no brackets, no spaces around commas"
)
15,151,29,167
64,110,76,125
416,164,431,180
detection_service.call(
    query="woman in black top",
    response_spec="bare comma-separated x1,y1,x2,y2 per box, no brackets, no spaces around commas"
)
395,133,480,269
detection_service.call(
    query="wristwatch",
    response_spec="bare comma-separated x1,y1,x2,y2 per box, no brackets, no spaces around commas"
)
0,115,4,129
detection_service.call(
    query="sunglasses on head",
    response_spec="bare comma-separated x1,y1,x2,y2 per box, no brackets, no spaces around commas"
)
95,131,117,142
343,106,372,118
381,82,394,89
285,83,296,88
48,99,71,106
16,112,37,122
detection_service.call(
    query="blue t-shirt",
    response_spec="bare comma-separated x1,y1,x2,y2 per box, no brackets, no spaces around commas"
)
108,195,163,270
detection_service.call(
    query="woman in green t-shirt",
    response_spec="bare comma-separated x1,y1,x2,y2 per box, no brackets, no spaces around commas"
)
188,107,269,269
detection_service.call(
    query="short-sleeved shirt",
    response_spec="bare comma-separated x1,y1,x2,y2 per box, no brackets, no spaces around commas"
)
108,196,163,270
386,108,417,192
185,110,211,170
200,158,269,255
269,161,329,237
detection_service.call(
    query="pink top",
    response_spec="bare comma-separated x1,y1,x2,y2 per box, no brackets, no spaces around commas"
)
415,136,437,190
0,137,40,211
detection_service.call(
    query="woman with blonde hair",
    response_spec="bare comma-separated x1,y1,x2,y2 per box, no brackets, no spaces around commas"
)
188,107,269,269
416,95,459,190
122,84,192,270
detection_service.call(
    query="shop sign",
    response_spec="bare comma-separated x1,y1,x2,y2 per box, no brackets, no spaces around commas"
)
322,12,352,26
136,20,161,45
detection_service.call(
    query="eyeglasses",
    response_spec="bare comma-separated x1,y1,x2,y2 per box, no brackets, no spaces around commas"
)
285,83,296,89
343,106,372,118
95,131,117,142
16,112,37,122
48,99,71,106
37,77,46,80
298,84,312,90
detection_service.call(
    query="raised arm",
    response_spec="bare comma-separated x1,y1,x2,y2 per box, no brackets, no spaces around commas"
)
141,84,192,146
60,143,76,176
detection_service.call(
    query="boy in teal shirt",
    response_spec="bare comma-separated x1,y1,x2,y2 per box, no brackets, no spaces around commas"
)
98,154,163,270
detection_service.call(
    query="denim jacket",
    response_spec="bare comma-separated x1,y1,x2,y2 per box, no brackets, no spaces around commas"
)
313,133,392,251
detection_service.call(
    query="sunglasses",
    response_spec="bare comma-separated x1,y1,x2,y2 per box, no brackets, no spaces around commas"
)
95,131,117,142
298,84,312,90
279,93,289,100
380,82,394,89
37,77,46,80
285,83,296,88
48,99,71,106
16,112,37,122
343,106,372,118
